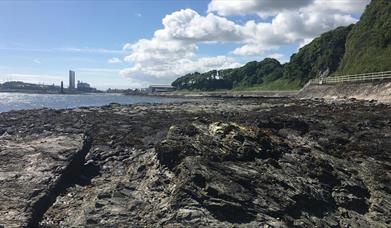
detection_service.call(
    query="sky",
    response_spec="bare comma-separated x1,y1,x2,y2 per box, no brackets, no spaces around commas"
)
0,0,371,90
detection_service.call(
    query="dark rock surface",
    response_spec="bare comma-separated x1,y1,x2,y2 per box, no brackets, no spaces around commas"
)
0,98,390,227
0,134,89,227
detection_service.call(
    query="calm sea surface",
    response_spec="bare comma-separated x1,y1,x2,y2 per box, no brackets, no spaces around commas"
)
0,92,191,113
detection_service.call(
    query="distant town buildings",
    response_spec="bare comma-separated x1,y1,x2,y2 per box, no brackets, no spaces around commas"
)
77,80,92,91
148,85,175,93
69,70,76,90
0,70,98,94
0,81,61,93
68,70,98,93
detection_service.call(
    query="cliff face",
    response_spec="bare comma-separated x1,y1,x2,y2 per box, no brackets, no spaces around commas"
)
336,0,391,74
0,99,390,227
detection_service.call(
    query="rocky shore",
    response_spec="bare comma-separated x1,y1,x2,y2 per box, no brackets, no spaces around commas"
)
0,98,390,227
145,90,299,99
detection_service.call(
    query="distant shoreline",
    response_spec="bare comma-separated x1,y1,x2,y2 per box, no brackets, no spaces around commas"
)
142,90,299,99
0,89,103,95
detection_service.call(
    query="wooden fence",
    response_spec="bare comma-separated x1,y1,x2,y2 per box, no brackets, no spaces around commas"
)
310,71,391,85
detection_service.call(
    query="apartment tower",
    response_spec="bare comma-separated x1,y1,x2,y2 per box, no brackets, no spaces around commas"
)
69,70,75,90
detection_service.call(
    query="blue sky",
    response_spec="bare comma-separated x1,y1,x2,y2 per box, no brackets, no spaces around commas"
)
0,0,370,89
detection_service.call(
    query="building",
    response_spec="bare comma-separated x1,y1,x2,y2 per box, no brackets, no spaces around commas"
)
77,80,90,90
69,70,76,90
148,85,175,93
77,80,98,92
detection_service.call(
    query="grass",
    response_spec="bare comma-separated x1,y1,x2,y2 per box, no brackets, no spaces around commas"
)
173,79,303,93
232,79,302,92
174,88,230,93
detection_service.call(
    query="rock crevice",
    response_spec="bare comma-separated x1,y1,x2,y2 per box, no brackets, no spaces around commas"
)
0,134,92,227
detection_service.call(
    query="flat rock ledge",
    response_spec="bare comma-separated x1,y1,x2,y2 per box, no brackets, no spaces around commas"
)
0,134,90,227
0,98,390,227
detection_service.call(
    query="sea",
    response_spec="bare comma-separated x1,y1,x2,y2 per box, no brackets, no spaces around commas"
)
0,92,191,113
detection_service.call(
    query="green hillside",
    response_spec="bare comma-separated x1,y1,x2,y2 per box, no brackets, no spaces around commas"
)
283,25,353,85
172,58,283,91
336,0,391,75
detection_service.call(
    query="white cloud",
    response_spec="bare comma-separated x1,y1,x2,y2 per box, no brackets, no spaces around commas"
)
208,0,369,17
4,73,64,84
208,0,314,17
57,47,123,54
78,68,121,73
122,9,244,81
33,59,41,64
266,53,287,63
298,37,316,49
108,57,122,64
120,56,241,80
232,43,276,56
229,1,359,56
123,38,197,65
157,9,244,42
207,0,366,56
311,0,371,14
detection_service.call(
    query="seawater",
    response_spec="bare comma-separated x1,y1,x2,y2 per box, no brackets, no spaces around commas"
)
0,92,189,112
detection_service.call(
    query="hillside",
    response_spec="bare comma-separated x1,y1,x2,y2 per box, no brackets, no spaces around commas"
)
172,58,283,91
172,25,353,91
283,25,353,84
336,0,391,74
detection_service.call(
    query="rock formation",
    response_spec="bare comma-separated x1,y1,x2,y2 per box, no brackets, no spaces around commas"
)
0,98,390,227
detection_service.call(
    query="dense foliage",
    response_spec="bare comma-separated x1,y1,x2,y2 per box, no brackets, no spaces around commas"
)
172,58,283,91
283,25,353,84
336,0,391,74
172,0,390,91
